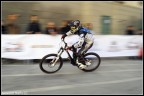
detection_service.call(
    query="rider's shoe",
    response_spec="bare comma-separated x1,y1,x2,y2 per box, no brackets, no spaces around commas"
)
78,64,87,69
71,61,77,66
67,57,70,60
85,60,92,66
76,59,86,69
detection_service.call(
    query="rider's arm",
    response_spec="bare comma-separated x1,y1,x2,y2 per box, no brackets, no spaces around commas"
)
66,30,73,36
73,34,84,48
62,30,73,39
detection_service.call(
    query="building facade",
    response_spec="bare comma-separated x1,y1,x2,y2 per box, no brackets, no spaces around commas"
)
2,1,142,34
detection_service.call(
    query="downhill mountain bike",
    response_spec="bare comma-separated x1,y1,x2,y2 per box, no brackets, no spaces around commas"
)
39,39,101,74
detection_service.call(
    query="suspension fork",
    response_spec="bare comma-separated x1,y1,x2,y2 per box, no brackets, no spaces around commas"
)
51,48,63,65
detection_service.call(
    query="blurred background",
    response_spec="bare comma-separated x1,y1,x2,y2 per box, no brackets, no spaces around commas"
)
1,1,143,35
1,1,143,63
1,1,143,95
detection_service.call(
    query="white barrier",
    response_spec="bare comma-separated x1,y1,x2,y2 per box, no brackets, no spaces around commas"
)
1,35,143,59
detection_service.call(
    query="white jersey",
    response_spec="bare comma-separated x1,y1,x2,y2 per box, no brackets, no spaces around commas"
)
66,26,94,48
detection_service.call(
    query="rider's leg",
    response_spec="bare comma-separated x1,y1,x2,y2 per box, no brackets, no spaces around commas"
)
72,41,78,58
70,46,77,64
77,42,93,69
72,45,77,59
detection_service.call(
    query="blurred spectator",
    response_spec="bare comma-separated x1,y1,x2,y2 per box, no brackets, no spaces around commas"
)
138,47,143,60
26,15,41,34
86,23,93,30
26,15,42,63
1,20,7,34
85,22,95,34
126,26,137,59
81,23,86,27
137,29,143,35
6,14,20,34
44,22,58,35
2,17,19,62
125,26,135,35
2,16,19,63
59,20,70,34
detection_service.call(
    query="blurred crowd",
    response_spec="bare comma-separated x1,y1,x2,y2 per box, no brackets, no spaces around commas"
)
1,14,143,35
125,25,143,35
1,14,143,63
1,14,94,35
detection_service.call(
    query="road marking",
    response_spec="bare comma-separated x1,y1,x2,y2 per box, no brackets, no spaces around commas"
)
1,63,142,66
99,69,142,73
101,64,142,66
2,77,142,94
2,69,142,77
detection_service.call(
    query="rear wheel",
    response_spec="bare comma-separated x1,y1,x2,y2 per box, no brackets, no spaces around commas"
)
39,54,63,74
80,52,101,72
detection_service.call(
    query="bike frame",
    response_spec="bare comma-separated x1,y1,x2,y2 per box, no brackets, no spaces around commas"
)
56,39,77,66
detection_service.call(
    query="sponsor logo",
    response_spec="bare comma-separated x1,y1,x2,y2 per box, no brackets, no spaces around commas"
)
126,41,140,50
4,42,24,52
31,45,54,48
108,41,120,52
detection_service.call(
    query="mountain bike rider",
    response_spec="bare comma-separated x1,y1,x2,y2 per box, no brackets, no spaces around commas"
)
61,20,94,69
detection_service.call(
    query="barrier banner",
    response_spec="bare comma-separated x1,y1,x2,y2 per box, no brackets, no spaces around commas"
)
1,35,143,59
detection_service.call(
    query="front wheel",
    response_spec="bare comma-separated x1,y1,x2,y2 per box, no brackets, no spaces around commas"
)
81,52,101,72
39,54,63,74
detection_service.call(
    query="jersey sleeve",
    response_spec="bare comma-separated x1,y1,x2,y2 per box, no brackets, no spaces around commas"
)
66,30,73,36
73,34,85,48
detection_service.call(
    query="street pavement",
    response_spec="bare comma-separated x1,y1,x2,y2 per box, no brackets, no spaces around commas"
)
1,59,143,95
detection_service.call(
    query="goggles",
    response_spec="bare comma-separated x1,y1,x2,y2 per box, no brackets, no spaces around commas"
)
71,26,76,30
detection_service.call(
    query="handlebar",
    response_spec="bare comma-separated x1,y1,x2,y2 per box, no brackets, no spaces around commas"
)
61,39,74,51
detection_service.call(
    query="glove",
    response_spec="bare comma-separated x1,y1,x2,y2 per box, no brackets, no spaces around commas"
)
61,34,66,40
66,46,72,50
66,45,75,51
